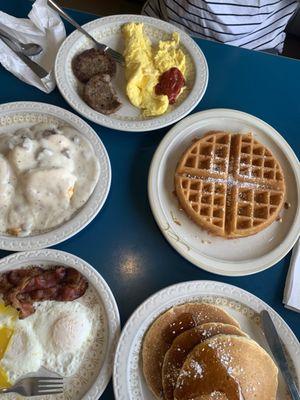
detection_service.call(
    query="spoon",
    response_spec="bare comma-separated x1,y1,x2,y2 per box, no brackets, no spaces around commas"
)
0,28,43,56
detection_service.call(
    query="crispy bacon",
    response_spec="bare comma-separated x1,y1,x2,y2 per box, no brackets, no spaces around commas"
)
21,267,66,293
0,266,88,318
0,267,42,294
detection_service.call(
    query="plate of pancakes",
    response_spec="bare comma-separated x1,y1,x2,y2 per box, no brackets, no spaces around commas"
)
148,109,300,276
54,14,208,132
113,280,300,400
0,249,120,399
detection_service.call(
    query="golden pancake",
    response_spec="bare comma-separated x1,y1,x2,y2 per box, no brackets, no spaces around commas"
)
194,394,228,400
142,303,240,399
162,323,246,400
174,335,278,400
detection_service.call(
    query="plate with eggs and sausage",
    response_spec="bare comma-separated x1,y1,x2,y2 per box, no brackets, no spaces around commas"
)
0,101,111,251
0,249,120,399
54,14,208,132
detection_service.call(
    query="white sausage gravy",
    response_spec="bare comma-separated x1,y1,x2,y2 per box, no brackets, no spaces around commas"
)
0,122,100,236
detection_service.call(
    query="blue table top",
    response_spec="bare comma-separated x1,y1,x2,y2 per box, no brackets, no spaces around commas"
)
0,2,299,399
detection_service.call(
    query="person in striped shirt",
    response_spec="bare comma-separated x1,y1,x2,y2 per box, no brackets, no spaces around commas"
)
142,0,299,53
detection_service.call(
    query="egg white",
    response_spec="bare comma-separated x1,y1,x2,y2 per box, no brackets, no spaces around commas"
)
32,300,99,377
0,299,100,381
0,320,43,383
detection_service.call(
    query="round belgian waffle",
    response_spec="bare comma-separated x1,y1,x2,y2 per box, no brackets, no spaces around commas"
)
174,131,286,238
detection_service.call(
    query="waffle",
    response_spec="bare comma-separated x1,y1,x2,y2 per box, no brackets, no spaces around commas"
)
175,131,285,238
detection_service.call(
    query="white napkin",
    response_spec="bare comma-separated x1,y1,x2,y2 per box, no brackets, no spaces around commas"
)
283,239,300,312
0,0,66,93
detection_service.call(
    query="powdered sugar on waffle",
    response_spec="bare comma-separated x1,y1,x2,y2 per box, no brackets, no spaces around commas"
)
185,174,267,190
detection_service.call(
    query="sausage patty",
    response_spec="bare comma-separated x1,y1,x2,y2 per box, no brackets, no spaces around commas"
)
83,74,122,115
72,48,116,83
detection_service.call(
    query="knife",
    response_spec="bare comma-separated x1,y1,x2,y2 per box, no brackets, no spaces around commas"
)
260,310,300,400
0,35,48,79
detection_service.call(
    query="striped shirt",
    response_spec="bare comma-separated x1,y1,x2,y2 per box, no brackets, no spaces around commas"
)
142,0,299,52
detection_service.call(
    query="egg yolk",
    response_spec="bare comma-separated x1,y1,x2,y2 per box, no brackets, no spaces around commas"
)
0,365,10,388
0,326,13,359
0,303,18,388
0,327,13,388
0,303,18,321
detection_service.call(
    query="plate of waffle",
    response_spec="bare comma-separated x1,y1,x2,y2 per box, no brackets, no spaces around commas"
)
113,280,300,399
148,109,300,276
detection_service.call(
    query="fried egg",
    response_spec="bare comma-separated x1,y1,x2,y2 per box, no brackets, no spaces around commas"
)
0,320,43,383
0,303,18,388
0,298,99,383
32,301,98,376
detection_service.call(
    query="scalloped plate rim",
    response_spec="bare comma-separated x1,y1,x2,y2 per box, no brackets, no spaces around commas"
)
113,280,300,400
54,14,209,132
0,249,121,400
148,108,300,276
0,101,111,251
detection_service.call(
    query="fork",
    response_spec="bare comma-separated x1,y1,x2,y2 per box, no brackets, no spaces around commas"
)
0,376,64,396
48,0,124,65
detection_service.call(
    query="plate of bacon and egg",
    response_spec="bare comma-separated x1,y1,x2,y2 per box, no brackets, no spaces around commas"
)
0,249,120,400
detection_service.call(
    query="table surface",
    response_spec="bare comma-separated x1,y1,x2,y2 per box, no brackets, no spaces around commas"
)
0,2,300,399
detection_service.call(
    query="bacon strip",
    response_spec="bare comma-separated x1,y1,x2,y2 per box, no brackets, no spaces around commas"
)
0,267,42,294
0,266,88,318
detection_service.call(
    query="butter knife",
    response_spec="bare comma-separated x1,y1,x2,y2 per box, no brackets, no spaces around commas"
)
0,35,48,79
260,310,300,400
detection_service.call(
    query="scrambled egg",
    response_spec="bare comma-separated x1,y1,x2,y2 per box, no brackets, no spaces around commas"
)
122,23,186,117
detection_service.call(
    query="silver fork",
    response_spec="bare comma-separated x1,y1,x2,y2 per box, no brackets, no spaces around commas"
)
0,376,64,396
47,0,124,65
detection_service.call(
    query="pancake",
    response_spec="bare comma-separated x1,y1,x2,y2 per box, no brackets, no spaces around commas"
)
194,394,228,400
162,323,247,400
174,335,278,400
142,303,240,399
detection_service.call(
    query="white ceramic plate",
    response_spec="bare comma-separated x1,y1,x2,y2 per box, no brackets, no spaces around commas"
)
0,102,111,251
54,14,208,132
0,249,120,400
148,109,300,276
113,280,300,400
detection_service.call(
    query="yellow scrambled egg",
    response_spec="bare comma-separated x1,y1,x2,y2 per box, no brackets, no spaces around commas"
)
122,23,186,117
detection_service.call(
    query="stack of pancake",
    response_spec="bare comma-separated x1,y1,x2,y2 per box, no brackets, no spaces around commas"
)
142,303,278,400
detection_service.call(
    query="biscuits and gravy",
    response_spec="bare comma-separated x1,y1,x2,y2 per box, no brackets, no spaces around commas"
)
0,122,100,237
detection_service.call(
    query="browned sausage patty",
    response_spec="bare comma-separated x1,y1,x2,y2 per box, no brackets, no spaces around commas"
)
83,74,122,115
72,48,116,83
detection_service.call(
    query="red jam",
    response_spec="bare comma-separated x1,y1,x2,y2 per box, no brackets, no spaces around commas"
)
155,67,185,104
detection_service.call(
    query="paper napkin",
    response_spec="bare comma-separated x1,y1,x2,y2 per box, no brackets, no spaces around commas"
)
283,239,300,313
0,0,66,93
